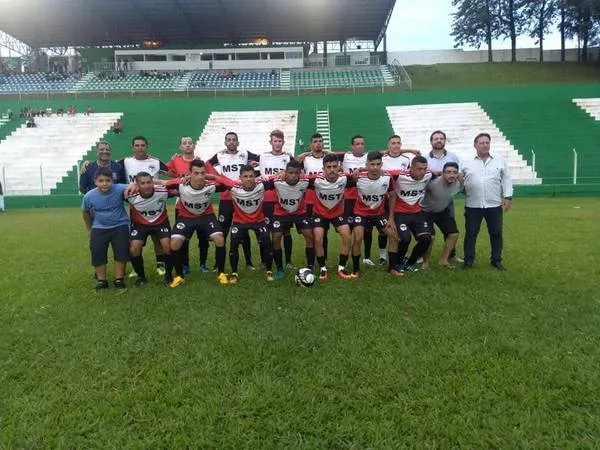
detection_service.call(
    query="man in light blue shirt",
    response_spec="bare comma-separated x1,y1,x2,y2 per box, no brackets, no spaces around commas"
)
426,130,461,176
82,167,131,291
461,133,513,271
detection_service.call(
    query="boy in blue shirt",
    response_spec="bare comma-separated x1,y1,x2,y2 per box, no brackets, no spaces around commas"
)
82,167,131,291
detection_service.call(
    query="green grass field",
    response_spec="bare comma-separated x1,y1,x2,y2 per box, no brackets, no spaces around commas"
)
1,198,600,447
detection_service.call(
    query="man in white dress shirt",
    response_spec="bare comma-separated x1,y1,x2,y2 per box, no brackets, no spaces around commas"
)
461,133,513,270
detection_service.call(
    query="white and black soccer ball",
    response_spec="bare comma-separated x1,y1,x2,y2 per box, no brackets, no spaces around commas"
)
295,267,316,288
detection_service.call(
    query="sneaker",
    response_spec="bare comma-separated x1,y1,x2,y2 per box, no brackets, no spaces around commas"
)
266,271,275,282
212,265,218,273
362,258,375,266
156,264,166,277
228,273,239,284
275,270,285,280
114,278,127,289
127,271,138,279
199,264,210,273
134,277,147,287
285,262,296,270
169,276,185,288
337,269,353,279
94,280,109,292
182,265,190,275
319,268,328,280
217,272,229,285
450,256,465,264
379,257,387,265
350,271,360,279
416,257,424,264
492,263,507,271
389,269,404,277
404,263,419,272
246,264,256,271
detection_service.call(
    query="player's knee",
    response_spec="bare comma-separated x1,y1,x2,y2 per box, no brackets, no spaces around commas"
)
212,233,225,247
170,238,184,252
416,233,432,244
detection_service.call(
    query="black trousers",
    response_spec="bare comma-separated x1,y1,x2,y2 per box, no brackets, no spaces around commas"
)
463,206,503,266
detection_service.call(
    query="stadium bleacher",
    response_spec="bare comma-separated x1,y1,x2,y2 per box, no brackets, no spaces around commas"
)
0,73,77,92
77,73,184,91
189,71,280,90
291,67,393,89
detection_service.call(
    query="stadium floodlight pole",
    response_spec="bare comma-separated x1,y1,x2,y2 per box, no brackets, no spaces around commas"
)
572,148,578,185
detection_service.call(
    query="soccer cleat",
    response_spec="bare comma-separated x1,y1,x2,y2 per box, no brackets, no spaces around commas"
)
404,263,419,272
217,272,229,285
450,256,465,264
134,277,147,287
169,276,185,288
114,278,127,289
266,271,275,282
350,271,360,279
275,270,285,280
94,280,109,292
228,273,239,284
247,264,257,271
128,271,138,279
319,268,328,280
156,264,166,277
389,268,404,277
199,264,210,273
182,265,190,275
362,258,375,266
379,257,387,265
163,275,173,286
337,269,353,279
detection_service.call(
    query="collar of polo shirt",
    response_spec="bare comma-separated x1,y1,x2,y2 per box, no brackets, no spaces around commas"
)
429,149,447,159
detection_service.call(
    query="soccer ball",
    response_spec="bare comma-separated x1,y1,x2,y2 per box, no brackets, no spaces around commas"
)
295,267,316,288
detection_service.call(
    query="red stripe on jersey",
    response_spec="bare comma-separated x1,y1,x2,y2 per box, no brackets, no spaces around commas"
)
389,170,432,214
128,186,169,226
230,183,265,224
353,174,391,217
311,175,346,219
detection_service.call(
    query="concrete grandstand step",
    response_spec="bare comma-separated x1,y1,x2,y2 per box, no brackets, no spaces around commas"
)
386,102,541,185
380,66,395,85
194,110,298,162
174,72,194,91
280,69,291,90
315,107,331,151
68,72,95,93
0,113,122,195
573,98,600,121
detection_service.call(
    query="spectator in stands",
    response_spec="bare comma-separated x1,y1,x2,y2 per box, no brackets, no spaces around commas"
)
113,119,123,134
79,141,126,194
6,107,12,120
462,133,513,271
57,106,64,117
26,115,36,128
46,106,52,116
85,105,93,116
67,105,76,116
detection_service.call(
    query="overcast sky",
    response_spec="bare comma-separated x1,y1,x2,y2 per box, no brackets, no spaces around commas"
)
386,0,576,51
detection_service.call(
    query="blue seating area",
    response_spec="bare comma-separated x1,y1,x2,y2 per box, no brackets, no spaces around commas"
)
0,73,78,92
189,71,280,89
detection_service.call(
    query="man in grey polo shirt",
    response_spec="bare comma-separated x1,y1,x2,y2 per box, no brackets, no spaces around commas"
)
462,132,513,270
421,162,462,268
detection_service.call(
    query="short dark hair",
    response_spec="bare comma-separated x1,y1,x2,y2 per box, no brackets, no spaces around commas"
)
323,153,339,165
225,131,238,140
286,160,302,170
94,167,113,180
132,135,148,146
443,162,459,171
474,133,491,144
351,135,364,145
388,134,401,141
411,155,428,166
367,151,382,162
180,136,193,144
430,130,447,142
239,164,255,175
189,159,205,171
135,171,152,181
310,133,323,142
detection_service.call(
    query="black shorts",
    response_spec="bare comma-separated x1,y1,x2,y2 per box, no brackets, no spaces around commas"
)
312,215,349,230
217,200,234,231
172,215,222,240
353,215,388,233
394,212,431,240
90,225,130,266
230,221,270,245
344,198,356,224
272,214,311,233
423,207,459,236
263,202,275,228
130,221,171,243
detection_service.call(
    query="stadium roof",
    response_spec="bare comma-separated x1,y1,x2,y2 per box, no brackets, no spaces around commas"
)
0,0,396,48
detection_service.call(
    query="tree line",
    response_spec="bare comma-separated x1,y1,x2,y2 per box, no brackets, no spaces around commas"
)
451,0,600,62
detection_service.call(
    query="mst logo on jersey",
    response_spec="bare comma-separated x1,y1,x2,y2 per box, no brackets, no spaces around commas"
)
392,171,432,213
123,157,162,183
128,187,169,225
274,179,309,214
259,153,291,176
176,183,217,217
231,183,265,213
355,175,391,214
342,153,367,172
303,155,325,175
215,150,251,180
313,176,347,209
